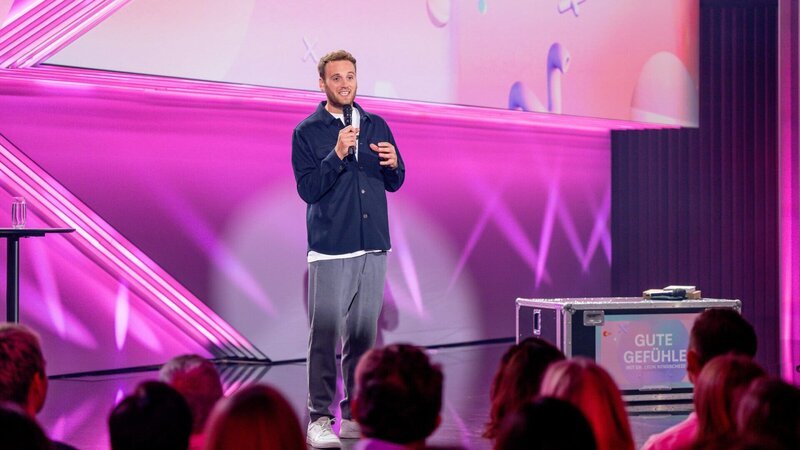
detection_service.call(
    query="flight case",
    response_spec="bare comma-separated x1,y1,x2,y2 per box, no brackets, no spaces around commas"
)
516,297,741,409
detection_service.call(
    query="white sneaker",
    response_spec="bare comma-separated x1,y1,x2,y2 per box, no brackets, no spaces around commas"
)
339,418,361,439
307,417,341,448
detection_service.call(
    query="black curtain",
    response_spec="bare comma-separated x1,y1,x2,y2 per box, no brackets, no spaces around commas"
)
611,0,779,373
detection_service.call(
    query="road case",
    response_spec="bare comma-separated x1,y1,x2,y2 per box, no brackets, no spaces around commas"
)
516,297,741,408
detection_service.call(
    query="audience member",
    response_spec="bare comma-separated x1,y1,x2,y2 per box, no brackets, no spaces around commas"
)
736,377,800,449
159,354,224,450
540,357,634,450
0,323,79,450
690,354,766,449
483,337,565,440
0,401,53,450
641,308,757,450
494,397,597,450
352,343,443,449
203,383,305,450
108,380,192,450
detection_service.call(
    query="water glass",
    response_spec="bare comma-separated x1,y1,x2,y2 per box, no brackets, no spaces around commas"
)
11,197,26,229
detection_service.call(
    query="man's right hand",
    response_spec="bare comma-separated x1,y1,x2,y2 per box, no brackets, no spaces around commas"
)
336,126,359,160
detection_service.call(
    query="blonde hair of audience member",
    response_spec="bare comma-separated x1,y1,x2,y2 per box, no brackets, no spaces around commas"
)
692,354,766,447
203,384,304,450
539,358,634,450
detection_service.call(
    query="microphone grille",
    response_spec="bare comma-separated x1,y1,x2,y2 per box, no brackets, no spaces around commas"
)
343,104,352,125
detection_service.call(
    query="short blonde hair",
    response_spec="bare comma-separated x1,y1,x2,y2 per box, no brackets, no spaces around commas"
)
317,50,357,79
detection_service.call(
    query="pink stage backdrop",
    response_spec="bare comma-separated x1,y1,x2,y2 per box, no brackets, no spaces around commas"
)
46,0,699,126
0,71,611,366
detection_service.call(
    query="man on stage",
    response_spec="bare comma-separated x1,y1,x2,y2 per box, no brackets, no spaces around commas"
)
291,49,405,448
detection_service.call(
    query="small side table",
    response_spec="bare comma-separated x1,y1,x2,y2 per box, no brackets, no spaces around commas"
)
0,228,74,322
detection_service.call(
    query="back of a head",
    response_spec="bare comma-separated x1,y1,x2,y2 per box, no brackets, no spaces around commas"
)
353,343,443,444
0,402,52,450
690,309,756,368
540,358,634,450
159,354,223,434
693,354,766,441
736,377,800,449
0,324,46,408
203,384,304,450
108,381,192,450
485,337,565,439
495,397,597,450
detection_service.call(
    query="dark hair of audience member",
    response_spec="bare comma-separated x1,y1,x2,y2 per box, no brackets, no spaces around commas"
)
690,309,757,368
540,358,634,450
353,343,444,445
203,384,304,450
735,377,800,449
159,354,224,434
0,323,47,412
494,397,597,450
108,381,192,450
691,354,766,448
0,401,53,450
484,337,565,439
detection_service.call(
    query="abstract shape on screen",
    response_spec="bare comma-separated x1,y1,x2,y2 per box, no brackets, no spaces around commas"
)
630,51,698,127
508,42,571,114
558,0,588,17
477,0,488,14
426,0,450,27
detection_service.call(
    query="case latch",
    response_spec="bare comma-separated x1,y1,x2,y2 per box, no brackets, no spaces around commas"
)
533,309,542,335
583,310,604,326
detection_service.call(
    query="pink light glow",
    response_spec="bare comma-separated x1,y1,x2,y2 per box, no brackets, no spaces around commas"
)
446,190,500,295
472,183,553,286
22,277,99,350
557,186,612,271
0,133,263,359
390,216,426,318
114,282,129,351
535,182,560,289
29,237,66,336
154,188,277,317
445,401,473,450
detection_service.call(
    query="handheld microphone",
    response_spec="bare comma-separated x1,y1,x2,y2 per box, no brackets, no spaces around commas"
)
342,104,355,156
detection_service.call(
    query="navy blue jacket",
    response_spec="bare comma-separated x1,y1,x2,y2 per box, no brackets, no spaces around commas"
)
292,101,405,254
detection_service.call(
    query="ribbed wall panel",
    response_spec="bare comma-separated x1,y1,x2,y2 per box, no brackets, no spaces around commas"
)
612,0,780,373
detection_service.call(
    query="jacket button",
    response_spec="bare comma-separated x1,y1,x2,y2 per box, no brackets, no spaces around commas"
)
362,213,369,219
361,189,366,194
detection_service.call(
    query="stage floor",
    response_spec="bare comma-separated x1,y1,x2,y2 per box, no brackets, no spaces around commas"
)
39,342,687,450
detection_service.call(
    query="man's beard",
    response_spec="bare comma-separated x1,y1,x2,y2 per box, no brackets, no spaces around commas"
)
325,89,355,109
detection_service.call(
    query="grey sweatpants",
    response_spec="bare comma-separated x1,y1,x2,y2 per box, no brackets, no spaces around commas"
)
307,252,387,421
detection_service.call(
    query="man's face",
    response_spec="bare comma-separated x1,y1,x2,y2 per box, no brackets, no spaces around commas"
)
319,59,357,112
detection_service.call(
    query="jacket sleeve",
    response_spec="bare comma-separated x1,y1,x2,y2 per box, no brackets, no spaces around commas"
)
381,127,405,192
292,127,346,204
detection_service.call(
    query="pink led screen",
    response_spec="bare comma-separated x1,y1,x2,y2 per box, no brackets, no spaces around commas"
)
46,0,699,126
